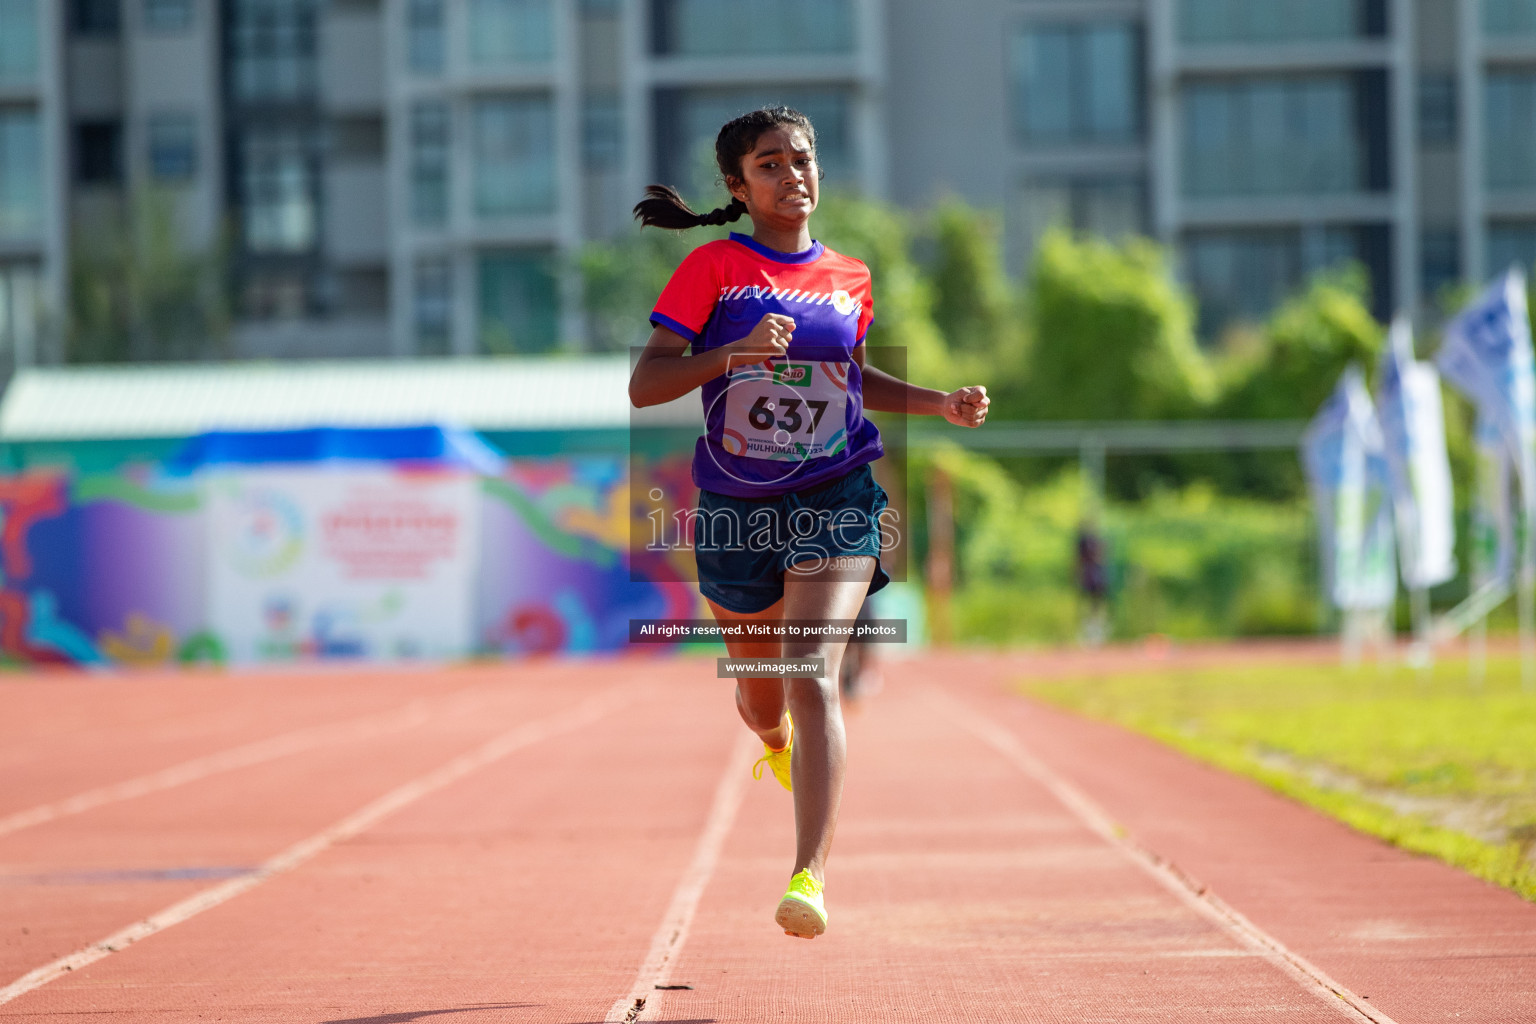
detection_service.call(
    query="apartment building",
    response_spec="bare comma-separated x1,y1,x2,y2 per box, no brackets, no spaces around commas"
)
1,0,1532,371
896,0,1536,334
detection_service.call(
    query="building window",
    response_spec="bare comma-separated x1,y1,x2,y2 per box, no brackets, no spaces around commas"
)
478,250,559,353
147,114,197,180
582,93,621,172
415,257,453,355
1012,22,1141,146
1485,0,1536,35
1421,228,1460,303
469,0,553,65
71,0,121,36
1185,224,1391,333
1182,73,1386,198
0,262,40,366
1489,223,1536,276
1418,74,1457,147
243,272,310,319
1017,177,1145,261
1486,73,1536,190
0,109,41,240
0,0,40,86
407,0,445,74
143,0,192,31
651,0,853,56
655,87,852,199
473,94,555,217
75,120,123,185
1178,0,1385,43
229,0,318,103
241,129,317,253
411,101,450,226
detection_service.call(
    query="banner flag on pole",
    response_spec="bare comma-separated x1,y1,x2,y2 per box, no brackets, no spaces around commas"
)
1303,366,1398,611
1435,268,1536,517
1376,316,1457,589
1473,412,1517,588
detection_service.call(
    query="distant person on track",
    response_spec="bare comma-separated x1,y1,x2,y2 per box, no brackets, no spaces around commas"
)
628,106,989,939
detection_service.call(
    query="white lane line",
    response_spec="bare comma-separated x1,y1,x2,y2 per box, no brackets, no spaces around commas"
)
0,685,639,1008
0,683,515,840
933,689,1402,1024
606,729,756,1024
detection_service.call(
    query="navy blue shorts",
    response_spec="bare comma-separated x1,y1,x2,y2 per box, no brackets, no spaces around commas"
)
694,462,892,615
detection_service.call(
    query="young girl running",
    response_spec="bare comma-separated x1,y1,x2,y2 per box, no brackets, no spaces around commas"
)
627,107,989,939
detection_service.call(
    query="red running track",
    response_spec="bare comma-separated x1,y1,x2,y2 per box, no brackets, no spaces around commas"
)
0,652,1531,1023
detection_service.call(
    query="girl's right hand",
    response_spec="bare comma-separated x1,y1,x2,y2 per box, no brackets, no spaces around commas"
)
725,313,795,370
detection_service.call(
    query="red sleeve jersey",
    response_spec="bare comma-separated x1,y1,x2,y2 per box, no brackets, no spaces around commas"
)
650,232,882,499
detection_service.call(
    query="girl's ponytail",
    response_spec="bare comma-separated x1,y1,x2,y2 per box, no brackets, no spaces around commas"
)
633,184,746,230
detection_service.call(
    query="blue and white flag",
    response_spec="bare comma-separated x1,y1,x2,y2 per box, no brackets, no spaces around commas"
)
1436,268,1536,515
1473,413,1517,588
1377,316,1457,588
1303,367,1398,610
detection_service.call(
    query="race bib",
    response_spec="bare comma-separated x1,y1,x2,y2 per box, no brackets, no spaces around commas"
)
719,360,849,462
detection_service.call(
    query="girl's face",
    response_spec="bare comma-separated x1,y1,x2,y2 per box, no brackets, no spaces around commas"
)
726,126,819,230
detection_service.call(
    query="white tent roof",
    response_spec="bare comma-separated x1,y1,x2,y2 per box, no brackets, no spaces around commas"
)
0,357,701,440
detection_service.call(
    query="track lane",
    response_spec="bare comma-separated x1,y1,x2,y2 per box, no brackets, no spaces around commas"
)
942,653,1536,1024
0,664,622,982
0,666,522,819
0,667,740,1023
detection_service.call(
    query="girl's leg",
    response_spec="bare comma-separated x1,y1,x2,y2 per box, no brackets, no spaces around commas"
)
779,556,876,883
704,597,790,751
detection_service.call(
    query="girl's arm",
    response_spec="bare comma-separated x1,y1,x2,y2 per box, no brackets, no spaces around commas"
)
855,345,990,427
628,314,797,408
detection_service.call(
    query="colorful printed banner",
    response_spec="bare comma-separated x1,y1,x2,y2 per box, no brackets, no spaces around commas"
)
0,451,700,667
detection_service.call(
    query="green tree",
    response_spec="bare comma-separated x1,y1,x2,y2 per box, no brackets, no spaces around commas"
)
922,200,1027,414
68,189,230,363
1023,230,1213,422
1219,266,1383,421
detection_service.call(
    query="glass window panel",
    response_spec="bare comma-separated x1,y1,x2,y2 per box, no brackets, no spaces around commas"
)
1421,227,1460,301
71,0,120,36
582,93,621,171
75,120,123,184
656,87,852,200
407,0,445,74
473,94,555,217
1181,75,1364,197
0,110,41,240
1014,28,1073,143
411,101,450,225
1179,0,1369,42
653,0,853,56
242,129,317,253
143,0,192,31
1485,0,1536,35
1082,26,1137,142
415,257,452,355
0,0,39,85
148,113,197,179
1490,223,1536,276
1017,177,1144,265
0,263,39,368
1487,73,1536,189
1013,22,1140,146
478,250,559,353
469,0,553,65
1418,74,1457,146
230,0,318,103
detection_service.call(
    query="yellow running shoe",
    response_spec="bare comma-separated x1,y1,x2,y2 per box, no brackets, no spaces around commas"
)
775,870,826,939
751,713,793,792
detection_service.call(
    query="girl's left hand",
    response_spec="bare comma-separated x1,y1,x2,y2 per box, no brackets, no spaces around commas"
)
943,386,989,428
